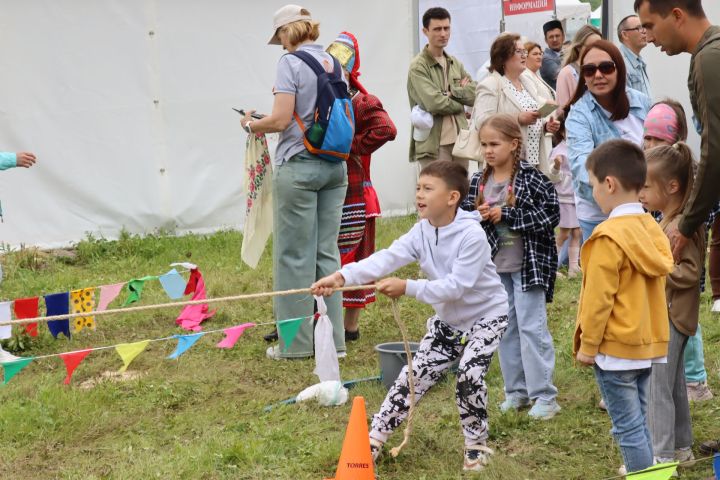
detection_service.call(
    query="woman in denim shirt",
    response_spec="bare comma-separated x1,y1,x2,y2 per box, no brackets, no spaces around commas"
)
565,40,651,241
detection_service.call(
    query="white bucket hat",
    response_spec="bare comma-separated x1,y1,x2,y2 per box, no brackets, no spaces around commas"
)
411,105,433,142
268,4,313,45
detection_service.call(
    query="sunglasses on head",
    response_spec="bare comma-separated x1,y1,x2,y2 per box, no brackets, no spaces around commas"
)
581,61,616,78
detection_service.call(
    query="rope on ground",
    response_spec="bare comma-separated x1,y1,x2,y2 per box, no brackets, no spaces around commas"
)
0,285,377,327
389,298,416,458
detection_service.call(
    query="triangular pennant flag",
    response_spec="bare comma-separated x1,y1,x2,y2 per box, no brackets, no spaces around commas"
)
626,462,679,480
216,323,256,349
183,269,201,296
1,357,34,385
14,297,39,337
277,317,305,352
115,340,151,372
159,269,186,300
70,288,96,333
167,333,205,359
97,283,124,311
45,292,71,339
59,349,92,385
0,301,12,340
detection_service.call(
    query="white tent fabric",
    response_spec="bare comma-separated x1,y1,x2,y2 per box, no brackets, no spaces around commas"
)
0,0,419,248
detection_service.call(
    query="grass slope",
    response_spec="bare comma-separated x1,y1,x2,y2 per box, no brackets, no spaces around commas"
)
0,217,718,479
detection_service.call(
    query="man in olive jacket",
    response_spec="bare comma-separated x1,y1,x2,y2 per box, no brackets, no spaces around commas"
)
636,0,720,258
408,7,476,169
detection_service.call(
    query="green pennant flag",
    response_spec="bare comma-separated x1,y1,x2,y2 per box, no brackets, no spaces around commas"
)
626,462,679,480
277,317,305,352
122,275,159,306
1,357,34,385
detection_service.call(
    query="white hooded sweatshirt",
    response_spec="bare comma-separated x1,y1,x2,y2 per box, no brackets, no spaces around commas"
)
340,209,508,332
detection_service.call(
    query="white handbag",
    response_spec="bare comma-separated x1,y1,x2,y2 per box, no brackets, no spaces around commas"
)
452,118,483,163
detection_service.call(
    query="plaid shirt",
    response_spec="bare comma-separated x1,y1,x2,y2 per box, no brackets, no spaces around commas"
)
461,162,560,302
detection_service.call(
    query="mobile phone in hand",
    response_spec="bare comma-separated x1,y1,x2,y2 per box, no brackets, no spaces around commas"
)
233,108,265,119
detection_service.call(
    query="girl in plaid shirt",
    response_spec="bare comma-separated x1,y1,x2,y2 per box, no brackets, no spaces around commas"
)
461,113,561,419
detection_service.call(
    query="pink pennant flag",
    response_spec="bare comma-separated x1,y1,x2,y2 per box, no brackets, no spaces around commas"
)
216,323,256,349
59,349,92,385
175,270,216,331
97,283,124,311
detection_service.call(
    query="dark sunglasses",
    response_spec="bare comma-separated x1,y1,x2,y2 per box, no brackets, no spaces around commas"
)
581,61,616,78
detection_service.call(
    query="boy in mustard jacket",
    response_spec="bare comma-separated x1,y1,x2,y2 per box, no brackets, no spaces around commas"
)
573,140,673,474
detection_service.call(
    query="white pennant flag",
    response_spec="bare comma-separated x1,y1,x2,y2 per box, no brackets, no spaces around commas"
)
0,301,12,340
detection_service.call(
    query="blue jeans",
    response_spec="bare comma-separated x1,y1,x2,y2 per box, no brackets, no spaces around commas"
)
684,323,708,383
272,151,348,358
594,366,653,472
498,272,558,404
579,218,603,242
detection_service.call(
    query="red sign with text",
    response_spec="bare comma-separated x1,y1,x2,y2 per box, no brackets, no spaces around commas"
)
503,0,555,16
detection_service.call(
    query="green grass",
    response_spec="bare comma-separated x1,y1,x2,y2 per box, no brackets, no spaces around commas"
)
0,216,718,479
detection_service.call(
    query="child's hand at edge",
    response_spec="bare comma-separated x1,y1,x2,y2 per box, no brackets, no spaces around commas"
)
487,207,502,224
311,272,345,297
477,202,490,221
576,352,596,367
376,277,406,299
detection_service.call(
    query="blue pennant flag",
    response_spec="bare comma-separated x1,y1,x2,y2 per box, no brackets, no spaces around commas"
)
159,269,186,300
167,333,205,359
45,292,71,339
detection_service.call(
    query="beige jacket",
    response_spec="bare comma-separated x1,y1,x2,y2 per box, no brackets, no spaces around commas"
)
472,70,557,180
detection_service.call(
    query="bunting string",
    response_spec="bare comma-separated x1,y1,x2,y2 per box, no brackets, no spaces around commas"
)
0,285,377,327
27,315,315,361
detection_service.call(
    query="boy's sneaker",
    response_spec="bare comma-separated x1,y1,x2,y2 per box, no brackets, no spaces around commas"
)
528,401,561,420
686,381,713,402
598,398,607,410
499,397,531,413
463,444,494,472
369,438,383,465
711,298,720,313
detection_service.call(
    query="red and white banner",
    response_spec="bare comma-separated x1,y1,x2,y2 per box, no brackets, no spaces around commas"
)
503,0,555,16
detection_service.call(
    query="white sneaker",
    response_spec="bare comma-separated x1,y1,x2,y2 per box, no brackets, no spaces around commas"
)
712,298,720,313
0,346,20,363
675,447,695,467
463,444,494,472
687,381,714,402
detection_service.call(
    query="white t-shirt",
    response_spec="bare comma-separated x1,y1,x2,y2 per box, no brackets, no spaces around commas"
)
594,202,667,371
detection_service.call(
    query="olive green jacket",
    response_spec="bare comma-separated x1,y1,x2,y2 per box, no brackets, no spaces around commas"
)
681,25,720,236
407,46,476,162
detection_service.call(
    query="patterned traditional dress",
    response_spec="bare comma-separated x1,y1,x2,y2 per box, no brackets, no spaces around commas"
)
338,92,397,308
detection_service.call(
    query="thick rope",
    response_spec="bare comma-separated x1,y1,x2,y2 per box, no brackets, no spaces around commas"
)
0,285,377,327
388,298,416,458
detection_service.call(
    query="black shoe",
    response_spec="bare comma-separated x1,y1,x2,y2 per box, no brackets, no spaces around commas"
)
345,329,360,342
263,329,279,342
699,439,720,455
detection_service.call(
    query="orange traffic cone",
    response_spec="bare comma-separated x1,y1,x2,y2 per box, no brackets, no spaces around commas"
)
325,396,376,480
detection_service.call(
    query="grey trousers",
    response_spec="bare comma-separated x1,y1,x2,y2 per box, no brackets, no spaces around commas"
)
272,151,348,358
648,321,693,458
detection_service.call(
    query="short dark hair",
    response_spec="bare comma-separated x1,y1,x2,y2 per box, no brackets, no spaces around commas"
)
568,40,629,121
586,139,647,192
543,19,563,36
422,7,451,29
617,14,638,41
489,33,521,76
633,0,705,18
419,160,469,206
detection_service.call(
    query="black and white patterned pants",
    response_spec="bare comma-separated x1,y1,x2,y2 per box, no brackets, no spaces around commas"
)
370,315,508,446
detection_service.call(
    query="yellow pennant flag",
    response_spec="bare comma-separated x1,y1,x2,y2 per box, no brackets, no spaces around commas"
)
71,288,96,332
115,340,151,372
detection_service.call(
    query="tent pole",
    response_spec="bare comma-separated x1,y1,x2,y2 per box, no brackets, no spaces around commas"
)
602,0,610,39
500,0,505,32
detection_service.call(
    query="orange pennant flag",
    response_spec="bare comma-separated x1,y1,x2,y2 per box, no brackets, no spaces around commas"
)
59,349,92,385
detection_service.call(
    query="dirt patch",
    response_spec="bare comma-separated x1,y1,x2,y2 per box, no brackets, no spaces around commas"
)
79,370,145,389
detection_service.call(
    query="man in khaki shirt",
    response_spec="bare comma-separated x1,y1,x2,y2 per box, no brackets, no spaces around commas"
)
408,7,476,171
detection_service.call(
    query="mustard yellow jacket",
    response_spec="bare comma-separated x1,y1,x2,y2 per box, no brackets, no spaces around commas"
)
573,214,673,359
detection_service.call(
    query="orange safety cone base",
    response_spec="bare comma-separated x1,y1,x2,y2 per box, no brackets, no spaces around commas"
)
326,396,376,479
